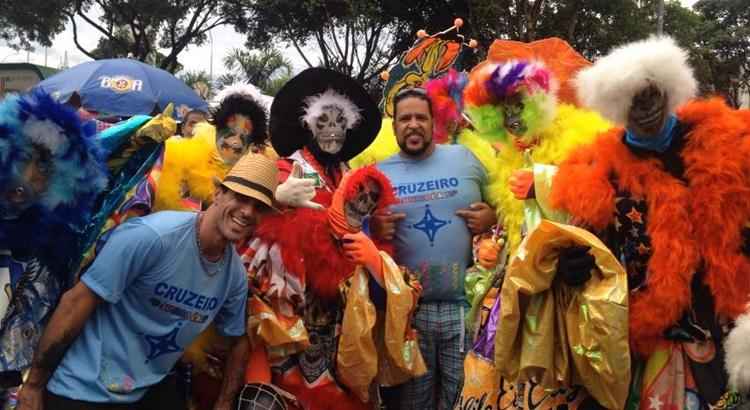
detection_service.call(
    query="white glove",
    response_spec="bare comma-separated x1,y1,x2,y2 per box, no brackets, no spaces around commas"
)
274,162,324,210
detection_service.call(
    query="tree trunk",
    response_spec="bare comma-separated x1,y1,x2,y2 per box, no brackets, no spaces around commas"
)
656,0,665,35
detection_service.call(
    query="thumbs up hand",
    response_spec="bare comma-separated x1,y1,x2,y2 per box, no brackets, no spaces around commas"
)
275,162,324,210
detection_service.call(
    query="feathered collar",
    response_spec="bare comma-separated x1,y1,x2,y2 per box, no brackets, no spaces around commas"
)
253,208,390,301
551,98,750,355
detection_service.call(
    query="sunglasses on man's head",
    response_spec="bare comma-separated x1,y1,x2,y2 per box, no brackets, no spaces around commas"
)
395,87,427,97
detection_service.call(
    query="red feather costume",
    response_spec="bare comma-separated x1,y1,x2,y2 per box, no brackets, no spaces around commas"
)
241,166,419,410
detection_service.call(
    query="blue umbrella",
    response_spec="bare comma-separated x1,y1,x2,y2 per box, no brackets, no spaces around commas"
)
34,58,207,118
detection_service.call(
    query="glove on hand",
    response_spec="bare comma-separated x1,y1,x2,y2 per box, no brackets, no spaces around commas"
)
556,245,595,287
342,231,383,285
275,162,324,209
509,169,535,200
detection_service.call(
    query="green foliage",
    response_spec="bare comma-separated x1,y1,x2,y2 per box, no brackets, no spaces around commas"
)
690,0,750,106
23,0,241,73
178,70,214,99
0,0,68,49
219,48,293,96
233,0,470,85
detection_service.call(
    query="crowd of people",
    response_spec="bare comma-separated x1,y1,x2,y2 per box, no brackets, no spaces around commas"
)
2,33,750,410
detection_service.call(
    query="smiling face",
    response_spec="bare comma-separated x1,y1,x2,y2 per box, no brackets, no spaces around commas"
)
312,105,348,154
393,96,434,158
211,187,267,242
627,84,669,137
344,179,381,230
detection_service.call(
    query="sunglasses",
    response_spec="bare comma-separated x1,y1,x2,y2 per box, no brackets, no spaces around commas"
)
395,87,428,97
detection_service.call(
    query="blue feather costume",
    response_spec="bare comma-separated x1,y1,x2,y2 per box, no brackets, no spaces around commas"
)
0,91,108,377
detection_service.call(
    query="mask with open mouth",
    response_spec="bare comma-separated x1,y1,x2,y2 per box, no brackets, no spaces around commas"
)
301,88,362,158
627,84,669,138
502,93,528,137
312,105,348,155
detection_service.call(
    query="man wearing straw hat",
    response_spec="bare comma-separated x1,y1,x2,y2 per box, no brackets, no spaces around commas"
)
17,153,278,410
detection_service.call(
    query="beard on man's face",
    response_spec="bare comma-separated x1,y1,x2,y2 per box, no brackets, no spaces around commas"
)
398,129,432,157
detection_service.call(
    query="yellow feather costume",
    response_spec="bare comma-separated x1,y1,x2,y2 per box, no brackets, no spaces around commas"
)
153,122,231,212
152,122,276,212
486,103,610,251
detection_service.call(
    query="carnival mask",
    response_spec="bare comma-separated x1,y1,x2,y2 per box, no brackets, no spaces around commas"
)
1,145,52,220
216,114,253,165
627,84,669,137
344,179,381,230
502,93,528,137
311,105,348,154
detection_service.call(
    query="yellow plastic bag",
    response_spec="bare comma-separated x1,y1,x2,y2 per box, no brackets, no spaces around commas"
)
495,220,630,409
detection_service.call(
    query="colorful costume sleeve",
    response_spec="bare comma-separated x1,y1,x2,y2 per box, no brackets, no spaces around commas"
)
495,220,630,410
75,111,175,273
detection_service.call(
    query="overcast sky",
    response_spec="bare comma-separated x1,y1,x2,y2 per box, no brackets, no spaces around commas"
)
1,0,701,79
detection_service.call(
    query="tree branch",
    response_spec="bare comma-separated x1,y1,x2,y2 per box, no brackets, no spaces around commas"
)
291,38,314,67
74,1,114,39
64,11,97,60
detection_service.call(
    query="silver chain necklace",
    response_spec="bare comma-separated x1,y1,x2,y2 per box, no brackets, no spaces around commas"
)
195,212,224,277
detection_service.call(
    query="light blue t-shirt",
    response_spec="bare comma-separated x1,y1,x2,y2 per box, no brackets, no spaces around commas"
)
378,145,486,302
47,211,248,403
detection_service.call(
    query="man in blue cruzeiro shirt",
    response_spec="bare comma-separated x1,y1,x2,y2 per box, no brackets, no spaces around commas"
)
375,88,496,410
17,154,279,410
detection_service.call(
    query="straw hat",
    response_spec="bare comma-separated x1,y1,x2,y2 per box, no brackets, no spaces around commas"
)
220,153,278,209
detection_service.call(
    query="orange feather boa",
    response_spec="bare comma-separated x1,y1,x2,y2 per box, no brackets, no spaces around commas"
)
551,98,750,355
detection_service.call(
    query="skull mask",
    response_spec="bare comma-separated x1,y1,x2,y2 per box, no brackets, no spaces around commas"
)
627,84,669,137
311,105,348,154
1,145,52,220
344,179,381,230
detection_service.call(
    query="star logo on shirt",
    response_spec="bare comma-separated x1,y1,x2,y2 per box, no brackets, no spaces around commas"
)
143,324,183,362
412,204,449,246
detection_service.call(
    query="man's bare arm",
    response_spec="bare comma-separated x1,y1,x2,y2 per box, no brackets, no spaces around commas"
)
24,281,100,388
213,336,250,410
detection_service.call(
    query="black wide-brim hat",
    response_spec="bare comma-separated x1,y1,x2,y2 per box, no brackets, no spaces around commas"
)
270,68,381,161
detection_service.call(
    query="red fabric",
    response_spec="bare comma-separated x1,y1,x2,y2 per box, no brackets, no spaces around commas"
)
550,98,750,355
